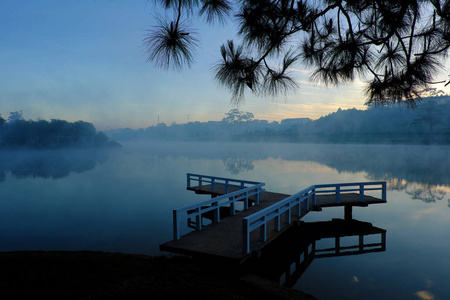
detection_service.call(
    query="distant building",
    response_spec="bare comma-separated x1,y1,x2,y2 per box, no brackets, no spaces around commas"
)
280,118,311,127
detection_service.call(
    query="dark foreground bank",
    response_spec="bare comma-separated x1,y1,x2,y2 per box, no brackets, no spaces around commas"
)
0,251,315,300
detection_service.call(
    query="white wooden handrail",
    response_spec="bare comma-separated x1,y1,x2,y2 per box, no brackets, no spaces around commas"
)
173,174,265,240
242,181,386,253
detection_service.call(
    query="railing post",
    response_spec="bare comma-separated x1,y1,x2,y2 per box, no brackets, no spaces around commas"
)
244,191,249,210
312,188,316,206
199,176,203,188
225,180,229,193
195,207,202,230
173,210,179,240
256,187,261,205
187,174,190,188
260,216,267,242
382,182,387,200
213,201,220,223
359,184,364,202
305,194,309,211
211,178,215,193
336,186,341,204
230,197,235,216
242,218,250,253
285,203,291,224
274,208,280,231
241,182,245,188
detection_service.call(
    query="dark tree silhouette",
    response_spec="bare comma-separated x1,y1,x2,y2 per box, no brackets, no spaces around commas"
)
222,108,254,123
145,0,450,105
0,113,120,149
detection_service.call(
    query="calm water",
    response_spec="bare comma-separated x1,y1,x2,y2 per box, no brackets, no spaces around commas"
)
0,142,449,299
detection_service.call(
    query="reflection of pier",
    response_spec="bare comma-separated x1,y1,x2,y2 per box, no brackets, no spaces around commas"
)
160,174,387,263
249,219,386,287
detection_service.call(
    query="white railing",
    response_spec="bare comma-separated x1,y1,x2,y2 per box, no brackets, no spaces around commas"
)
187,173,263,194
173,174,265,240
314,181,387,203
242,181,386,253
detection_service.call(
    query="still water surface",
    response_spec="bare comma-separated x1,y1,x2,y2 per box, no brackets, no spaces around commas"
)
0,142,449,299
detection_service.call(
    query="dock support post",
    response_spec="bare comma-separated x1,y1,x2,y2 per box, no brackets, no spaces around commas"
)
173,210,179,240
335,237,340,254
382,182,387,200
336,186,341,204
242,218,250,254
344,205,353,221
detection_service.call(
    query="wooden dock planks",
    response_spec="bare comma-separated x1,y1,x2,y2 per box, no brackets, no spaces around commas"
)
160,184,386,263
160,190,289,262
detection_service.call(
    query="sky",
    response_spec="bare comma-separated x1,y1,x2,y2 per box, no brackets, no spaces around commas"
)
1,1,449,130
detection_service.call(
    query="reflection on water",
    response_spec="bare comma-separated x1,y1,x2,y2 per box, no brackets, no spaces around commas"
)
1,142,449,299
406,183,447,203
0,149,110,181
133,142,450,203
248,219,386,288
224,157,254,174
2,143,448,204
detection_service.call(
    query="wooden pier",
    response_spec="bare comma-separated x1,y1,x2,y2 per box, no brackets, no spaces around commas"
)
160,174,387,263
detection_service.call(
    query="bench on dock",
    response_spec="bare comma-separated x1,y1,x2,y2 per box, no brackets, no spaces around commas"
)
160,173,387,263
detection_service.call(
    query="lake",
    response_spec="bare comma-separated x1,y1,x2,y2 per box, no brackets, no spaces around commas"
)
0,142,449,299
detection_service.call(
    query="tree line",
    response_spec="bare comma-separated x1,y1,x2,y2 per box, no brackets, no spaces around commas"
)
107,96,450,144
0,111,120,149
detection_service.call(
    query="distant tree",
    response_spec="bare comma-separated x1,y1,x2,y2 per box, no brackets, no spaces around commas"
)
94,132,109,146
222,109,254,123
0,115,5,127
8,110,23,123
412,101,445,133
146,0,450,105
0,115,119,149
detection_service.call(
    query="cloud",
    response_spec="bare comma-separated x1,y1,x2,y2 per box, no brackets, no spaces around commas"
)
425,279,437,288
414,291,434,300
412,207,440,220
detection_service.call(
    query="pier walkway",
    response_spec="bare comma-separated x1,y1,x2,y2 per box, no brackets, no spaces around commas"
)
160,174,386,263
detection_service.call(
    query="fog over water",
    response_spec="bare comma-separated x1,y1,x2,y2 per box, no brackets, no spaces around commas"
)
0,141,449,299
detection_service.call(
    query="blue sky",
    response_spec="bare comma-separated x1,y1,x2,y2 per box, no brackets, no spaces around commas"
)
1,1,449,130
